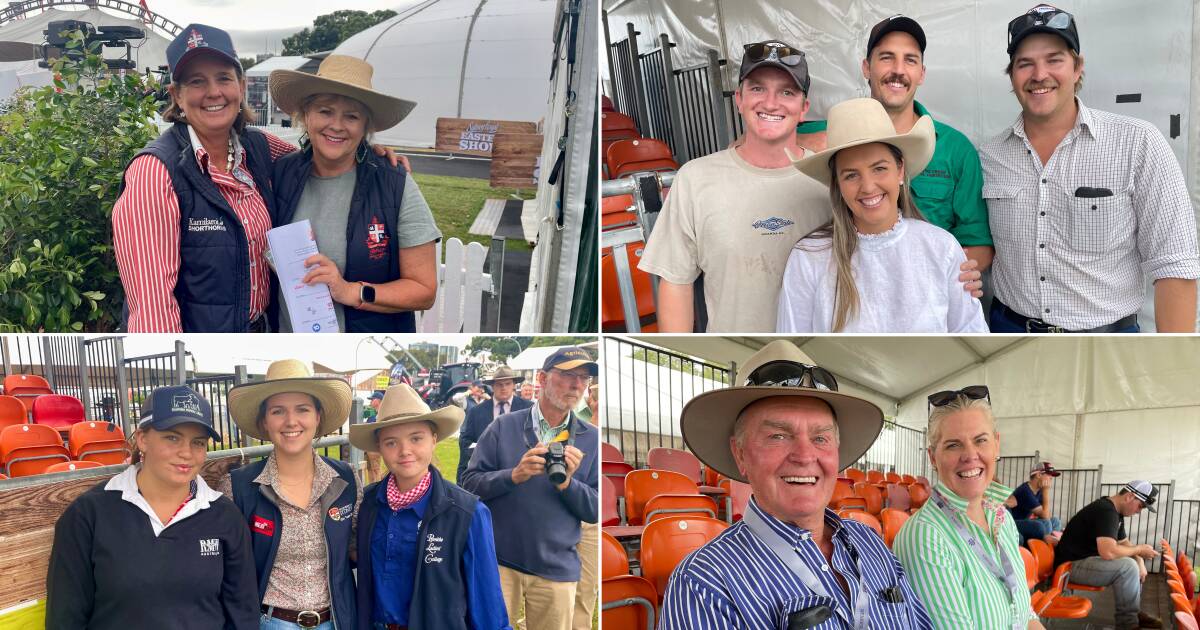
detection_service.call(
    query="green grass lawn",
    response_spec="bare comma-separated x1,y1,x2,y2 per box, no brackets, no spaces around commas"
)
414,173,536,252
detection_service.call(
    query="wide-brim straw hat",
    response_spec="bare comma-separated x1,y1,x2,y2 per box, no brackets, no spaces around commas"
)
227,359,352,442
481,365,524,385
269,54,416,132
789,97,935,185
680,340,885,482
349,384,464,453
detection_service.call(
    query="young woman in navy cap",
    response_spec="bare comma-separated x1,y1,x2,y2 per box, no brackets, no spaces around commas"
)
45,385,259,629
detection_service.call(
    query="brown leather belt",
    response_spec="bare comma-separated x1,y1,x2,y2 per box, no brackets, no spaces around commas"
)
261,605,331,628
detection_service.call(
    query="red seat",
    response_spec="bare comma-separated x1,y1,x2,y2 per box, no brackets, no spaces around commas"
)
0,473,6,480
885,483,911,512
866,469,885,485
0,395,26,430
602,476,621,526
601,244,656,332
32,394,86,436
900,474,916,485
1172,593,1194,615
1177,611,1199,630
646,447,702,484
853,482,883,516
643,493,717,523
884,471,902,484
601,574,658,630
0,423,70,477
606,138,678,180
602,111,638,135
601,95,616,113
603,461,634,498
879,508,909,548
601,441,625,463
624,469,699,526
718,478,751,523
68,421,130,465
3,374,53,414
908,482,930,511
1179,553,1196,596
840,510,883,538
45,460,103,473
640,516,728,602
601,194,639,232
601,529,629,578
844,468,866,483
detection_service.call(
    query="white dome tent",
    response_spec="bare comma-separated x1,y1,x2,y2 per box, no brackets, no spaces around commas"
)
333,0,558,148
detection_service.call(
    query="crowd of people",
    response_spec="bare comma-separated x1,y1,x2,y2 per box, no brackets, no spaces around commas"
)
638,4,1199,333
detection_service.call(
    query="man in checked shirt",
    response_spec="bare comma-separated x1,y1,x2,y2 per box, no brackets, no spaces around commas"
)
980,4,1199,333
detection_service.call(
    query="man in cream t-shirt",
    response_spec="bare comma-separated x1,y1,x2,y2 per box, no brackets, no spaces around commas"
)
638,40,830,332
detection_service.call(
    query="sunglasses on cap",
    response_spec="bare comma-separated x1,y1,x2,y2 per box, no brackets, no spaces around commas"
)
743,42,806,67
927,385,990,415
1007,7,1077,50
744,360,838,392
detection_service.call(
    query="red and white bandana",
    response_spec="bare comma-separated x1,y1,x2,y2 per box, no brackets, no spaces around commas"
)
386,471,431,512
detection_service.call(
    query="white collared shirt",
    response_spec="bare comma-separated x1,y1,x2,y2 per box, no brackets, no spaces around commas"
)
105,465,224,536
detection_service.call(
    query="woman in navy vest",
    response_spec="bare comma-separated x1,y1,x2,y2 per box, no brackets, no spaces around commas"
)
218,359,358,630
348,384,510,630
268,55,441,333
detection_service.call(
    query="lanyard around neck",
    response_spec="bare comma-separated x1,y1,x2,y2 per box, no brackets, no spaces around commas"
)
743,507,874,630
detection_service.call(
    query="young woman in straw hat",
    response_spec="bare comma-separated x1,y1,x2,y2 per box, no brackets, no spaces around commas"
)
348,384,510,630
777,97,988,333
267,55,441,333
218,359,359,630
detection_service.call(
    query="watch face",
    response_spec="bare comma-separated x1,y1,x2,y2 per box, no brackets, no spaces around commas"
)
362,284,376,303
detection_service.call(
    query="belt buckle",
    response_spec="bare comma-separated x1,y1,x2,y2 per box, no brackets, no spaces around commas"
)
297,610,321,628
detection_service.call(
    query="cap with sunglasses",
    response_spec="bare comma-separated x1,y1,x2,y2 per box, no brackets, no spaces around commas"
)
927,385,991,414
739,40,811,94
867,15,926,58
1122,480,1158,512
679,340,884,482
1030,462,1061,477
1007,4,1079,56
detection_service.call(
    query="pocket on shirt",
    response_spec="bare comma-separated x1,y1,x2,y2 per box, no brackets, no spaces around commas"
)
1067,188,1133,254
910,177,952,224
778,595,837,630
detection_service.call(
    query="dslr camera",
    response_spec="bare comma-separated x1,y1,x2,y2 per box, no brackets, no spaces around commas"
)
544,441,568,485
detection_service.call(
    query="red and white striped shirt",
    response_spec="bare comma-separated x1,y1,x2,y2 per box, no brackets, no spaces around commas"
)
112,128,296,332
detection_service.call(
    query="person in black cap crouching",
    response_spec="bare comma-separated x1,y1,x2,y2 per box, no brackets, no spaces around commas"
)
45,385,258,629
1054,480,1164,629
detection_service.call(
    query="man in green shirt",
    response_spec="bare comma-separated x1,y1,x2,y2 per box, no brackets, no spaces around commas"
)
798,15,994,273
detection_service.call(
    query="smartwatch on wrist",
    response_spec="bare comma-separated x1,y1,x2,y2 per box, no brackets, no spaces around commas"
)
359,282,376,304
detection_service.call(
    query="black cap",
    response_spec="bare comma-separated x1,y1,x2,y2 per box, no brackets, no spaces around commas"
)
542,346,599,377
166,23,242,81
738,40,811,94
867,15,927,58
139,385,221,441
1007,5,1079,56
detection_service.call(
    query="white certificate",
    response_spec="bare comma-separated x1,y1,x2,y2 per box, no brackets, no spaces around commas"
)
266,220,340,333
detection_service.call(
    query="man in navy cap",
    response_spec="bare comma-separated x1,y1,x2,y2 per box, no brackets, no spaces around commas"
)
460,347,599,630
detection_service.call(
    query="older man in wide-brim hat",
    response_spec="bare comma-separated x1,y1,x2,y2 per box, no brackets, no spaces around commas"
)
658,340,934,630
457,364,533,480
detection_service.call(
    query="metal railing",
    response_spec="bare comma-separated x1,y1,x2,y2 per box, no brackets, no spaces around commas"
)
638,47,675,155
1039,467,1103,528
995,453,1040,491
1170,500,1200,564
857,421,929,479
187,372,245,451
602,336,731,469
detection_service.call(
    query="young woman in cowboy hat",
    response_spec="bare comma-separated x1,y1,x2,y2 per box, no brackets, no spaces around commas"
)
268,55,441,333
776,97,988,333
348,385,510,630
218,359,358,630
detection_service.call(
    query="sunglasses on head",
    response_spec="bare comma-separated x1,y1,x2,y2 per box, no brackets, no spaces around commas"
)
743,42,805,67
744,360,838,392
1007,8,1076,48
927,385,990,414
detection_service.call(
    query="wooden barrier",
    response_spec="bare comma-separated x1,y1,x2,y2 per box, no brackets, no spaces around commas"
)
434,118,538,157
490,132,543,189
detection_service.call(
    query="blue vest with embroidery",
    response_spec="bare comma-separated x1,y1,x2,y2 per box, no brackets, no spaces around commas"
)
118,122,276,332
271,144,414,332
229,456,357,630
356,466,476,630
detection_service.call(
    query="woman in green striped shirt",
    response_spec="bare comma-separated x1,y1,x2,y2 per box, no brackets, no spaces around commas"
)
893,388,1045,629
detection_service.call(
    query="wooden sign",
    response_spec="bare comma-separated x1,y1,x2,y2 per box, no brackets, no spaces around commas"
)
435,118,538,157
490,133,543,189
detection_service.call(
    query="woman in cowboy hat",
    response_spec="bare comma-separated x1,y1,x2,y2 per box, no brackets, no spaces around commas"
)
349,385,510,630
218,359,358,630
268,55,441,333
777,97,988,333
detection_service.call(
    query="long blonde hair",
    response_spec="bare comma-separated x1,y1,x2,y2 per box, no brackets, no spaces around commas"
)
799,143,926,331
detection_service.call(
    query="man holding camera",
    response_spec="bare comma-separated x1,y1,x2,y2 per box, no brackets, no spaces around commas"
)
461,347,600,630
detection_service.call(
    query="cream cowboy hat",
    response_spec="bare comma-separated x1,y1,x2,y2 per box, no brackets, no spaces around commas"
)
227,359,352,442
680,340,885,483
269,54,416,132
481,365,524,385
349,384,464,452
789,97,935,185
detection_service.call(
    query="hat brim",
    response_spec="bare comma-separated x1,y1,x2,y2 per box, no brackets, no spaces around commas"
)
481,375,525,385
739,59,808,92
227,377,353,442
548,360,599,376
680,387,885,483
1008,26,1079,55
143,415,222,442
269,69,416,131
791,115,935,186
348,405,464,452
172,47,242,80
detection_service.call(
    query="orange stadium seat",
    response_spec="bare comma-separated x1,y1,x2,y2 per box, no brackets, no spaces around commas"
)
844,468,866,483
854,482,884,516
601,441,625,463
640,516,729,602
1020,546,1038,590
601,95,616,113
0,395,26,430
644,493,718,523
602,476,621,526
601,529,629,578
1027,538,1055,583
1036,563,1093,619
901,474,916,485
646,447,702,484
601,194,638,232
624,469,699,526
884,471,901,484
68,421,130,465
866,469,885,485
606,138,678,180
841,510,883,538
1172,593,1194,615
1177,611,1199,630
600,241,657,333
603,461,634,498
3,374,52,414
45,460,103,473
0,423,70,477
880,508,909,548
908,482,930,511
601,575,658,630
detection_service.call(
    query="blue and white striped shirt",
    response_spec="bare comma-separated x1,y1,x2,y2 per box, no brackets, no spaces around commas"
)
659,499,934,629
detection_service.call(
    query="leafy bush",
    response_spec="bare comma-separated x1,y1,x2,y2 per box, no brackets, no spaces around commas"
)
0,30,160,330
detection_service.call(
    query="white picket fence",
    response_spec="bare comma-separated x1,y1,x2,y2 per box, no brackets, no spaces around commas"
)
416,238,494,332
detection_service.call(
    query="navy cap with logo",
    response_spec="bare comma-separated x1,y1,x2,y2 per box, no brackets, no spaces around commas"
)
166,23,243,81
1007,5,1080,56
369,390,386,401
1123,480,1159,512
542,346,599,377
867,15,927,58
139,384,221,442
738,40,811,94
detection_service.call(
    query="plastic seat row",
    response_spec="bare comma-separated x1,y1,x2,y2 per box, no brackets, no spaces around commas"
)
0,421,129,477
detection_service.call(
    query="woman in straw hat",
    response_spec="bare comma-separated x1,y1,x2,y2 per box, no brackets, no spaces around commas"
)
778,97,988,333
348,384,510,630
218,359,358,630
268,55,441,333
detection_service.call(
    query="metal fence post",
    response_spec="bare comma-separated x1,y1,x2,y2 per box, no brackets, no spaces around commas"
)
706,49,730,148
626,22,651,135
659,33,688,162
40,336,56,390
113,337,131,434
75,337,92,421
1,336,10,377
234,365,249,447
602,10,615,97
174,340,187,385
349,398,363,471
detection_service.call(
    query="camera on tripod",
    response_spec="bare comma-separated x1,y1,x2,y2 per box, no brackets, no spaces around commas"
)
38,19,145,71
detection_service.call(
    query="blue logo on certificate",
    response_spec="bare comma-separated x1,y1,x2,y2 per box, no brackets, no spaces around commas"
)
312,323,321,332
